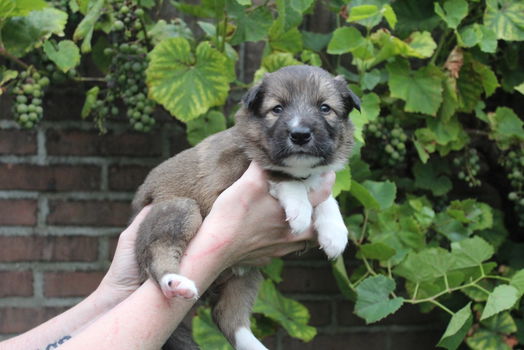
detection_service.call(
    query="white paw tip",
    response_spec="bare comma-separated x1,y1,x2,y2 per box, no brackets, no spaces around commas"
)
160,274,199,300
234,327,268,350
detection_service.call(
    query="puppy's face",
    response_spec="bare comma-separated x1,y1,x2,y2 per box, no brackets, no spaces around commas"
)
236,65,360,176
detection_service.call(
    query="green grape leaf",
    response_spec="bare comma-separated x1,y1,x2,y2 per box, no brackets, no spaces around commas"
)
146,38,235,122
354,275,404,324
327,26,365,55
392,0,440,38
413,160,453,196
434,0,468,29
437,302,473,350
362,180,396,210
358,242,396,261
236,0,251,5
458,24,498,53
348,5,379,22
185,110,227,146
72,0,105,53
510,269,524,297
481,285,519,320
370,30,437,66
481,311,517,334
253,280,317,341
484,0,524,41
387,59,443,116
348,0,389,28
382,4,397,29
350,180,380,210
0,68,17,88
361,69,382,91
10,0,48,17
515,82,524,95
466,329,511,350
81,86,100,119
2,8,67,57
43,40,80,73
193,307,234,350
333,164,351,198
360,93,380,122
450,236,494,269
0,0,15,19
147,19,194,45
472,60,499,97
302,31,332,52
394,247,455,283
269,26,303,53
332,255,355,299
487,107,524,146
253,52,301,81
261,258,284,283
228,2,273,45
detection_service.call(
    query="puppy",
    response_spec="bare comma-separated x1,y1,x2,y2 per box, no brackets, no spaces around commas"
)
132,65,360,350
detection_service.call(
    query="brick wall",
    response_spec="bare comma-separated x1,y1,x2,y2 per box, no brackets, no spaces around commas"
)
0,90,445,349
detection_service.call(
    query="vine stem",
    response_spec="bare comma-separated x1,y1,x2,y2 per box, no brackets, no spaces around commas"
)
73,77,107,82
429,299,454,316
485,275,511,283
362,256,377,276
359,209,369,245
0,48,29,69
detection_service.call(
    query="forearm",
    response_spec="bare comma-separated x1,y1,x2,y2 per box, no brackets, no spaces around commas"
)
2,288,118,349
57,244,227,350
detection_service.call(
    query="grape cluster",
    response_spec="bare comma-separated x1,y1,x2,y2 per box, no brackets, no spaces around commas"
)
453,148,481,187
11,70,49,128
502,149,524,226
87,0,155,132
364,116,408,167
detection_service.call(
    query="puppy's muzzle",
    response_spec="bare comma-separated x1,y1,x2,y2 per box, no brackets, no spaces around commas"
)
289,126,312,146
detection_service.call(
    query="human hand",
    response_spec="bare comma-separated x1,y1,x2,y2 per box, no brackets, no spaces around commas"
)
186,161,335,270
96,206,151,307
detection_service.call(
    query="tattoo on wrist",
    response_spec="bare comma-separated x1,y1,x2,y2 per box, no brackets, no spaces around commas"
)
40,335,71,350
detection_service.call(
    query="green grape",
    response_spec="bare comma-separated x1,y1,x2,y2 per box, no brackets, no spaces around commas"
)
12,68,47,128
363,116,408,169
452,148,482,188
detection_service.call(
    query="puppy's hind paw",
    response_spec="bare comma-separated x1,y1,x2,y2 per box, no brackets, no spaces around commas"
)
160,274,199,300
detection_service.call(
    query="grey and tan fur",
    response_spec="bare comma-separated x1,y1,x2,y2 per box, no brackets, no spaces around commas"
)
132,65,360,350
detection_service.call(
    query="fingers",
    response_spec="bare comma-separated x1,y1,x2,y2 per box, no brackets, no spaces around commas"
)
309,171,336,207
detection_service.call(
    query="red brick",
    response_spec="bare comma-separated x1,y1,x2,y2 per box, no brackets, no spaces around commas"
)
0,236,98,262
0,307,68,333
281,333,389,350
46,129,162,157
44,271,105,297
108,164,150,191
279,265,339,294
302,301,332,327
0,130,37,155
389,329,443,349
0,199,37,226
47,200,130,226
0,164,100,191
0,271,33,297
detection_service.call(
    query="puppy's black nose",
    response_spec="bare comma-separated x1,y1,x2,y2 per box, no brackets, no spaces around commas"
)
289,127,312,145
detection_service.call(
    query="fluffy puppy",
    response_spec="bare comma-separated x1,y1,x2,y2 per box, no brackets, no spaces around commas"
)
132,65,360,350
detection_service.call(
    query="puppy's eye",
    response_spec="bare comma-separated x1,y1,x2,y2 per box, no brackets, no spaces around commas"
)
272,105,284,114
320,104,331,113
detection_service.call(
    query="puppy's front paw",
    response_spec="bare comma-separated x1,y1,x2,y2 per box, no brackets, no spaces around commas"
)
317,222,348,260
286,203,312,235
160,274,199,300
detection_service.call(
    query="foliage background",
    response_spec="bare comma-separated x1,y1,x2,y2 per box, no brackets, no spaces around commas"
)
1,0,524,349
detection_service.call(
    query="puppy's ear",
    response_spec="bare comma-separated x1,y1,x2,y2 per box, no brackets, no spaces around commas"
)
334,75,361,113
242,83,264,112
